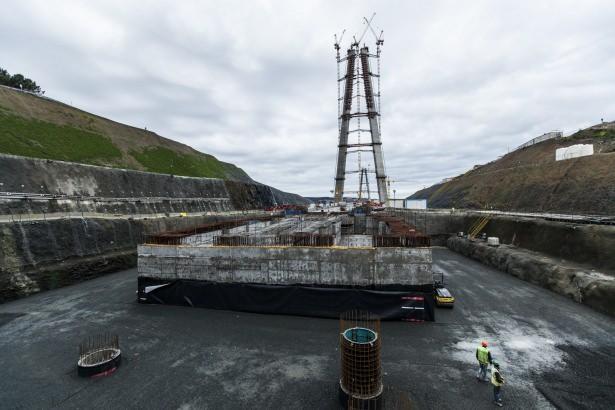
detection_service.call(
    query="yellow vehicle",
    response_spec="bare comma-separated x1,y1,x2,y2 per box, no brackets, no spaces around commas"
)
434,287,455,307
179,212,187,217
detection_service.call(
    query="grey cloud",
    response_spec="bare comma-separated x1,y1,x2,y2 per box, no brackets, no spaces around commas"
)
1,0,614,198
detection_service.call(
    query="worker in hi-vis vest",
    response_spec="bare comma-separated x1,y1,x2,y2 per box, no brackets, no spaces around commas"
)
491,361,505,406
476,341,492,382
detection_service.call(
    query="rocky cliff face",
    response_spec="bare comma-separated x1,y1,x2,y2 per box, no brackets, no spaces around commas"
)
0,153,307,212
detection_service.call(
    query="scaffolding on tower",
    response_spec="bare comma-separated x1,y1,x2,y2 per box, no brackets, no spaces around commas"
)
333,14,388,204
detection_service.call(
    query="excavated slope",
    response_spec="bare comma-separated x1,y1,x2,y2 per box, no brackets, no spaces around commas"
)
0,86,250,181
410,122,615,215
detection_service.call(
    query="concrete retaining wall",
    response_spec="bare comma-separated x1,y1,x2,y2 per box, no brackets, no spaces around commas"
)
392,209,615,274
0,153,230,198
0,213,267,303
0,197,233,216
0,154,307,215
447,236,615,317
0,153,309,303
138,245,433,287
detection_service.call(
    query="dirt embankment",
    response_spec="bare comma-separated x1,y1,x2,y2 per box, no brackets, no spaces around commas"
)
410,122,615,215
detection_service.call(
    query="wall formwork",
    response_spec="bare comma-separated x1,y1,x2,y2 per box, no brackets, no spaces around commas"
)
138,244,433,287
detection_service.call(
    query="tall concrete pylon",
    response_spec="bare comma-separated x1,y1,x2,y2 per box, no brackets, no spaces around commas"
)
333,41,387,203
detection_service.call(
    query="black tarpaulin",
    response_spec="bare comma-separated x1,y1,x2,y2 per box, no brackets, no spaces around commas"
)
138,278,435,321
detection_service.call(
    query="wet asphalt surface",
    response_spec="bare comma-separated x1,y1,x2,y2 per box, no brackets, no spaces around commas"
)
1,247,614,409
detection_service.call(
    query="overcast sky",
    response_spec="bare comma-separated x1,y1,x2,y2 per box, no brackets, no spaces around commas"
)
2,0,615,197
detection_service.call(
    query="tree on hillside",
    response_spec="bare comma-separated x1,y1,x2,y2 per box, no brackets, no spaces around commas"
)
0,67,44,94
0,68,9,83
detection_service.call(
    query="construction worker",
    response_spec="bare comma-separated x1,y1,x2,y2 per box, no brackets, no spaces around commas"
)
491,361,505,406
476,341,492,382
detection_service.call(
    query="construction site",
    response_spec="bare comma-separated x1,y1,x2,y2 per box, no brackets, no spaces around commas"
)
138,212,434,322
1,10,615,410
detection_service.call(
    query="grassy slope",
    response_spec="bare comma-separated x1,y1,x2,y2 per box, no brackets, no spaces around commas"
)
0,87,251,181
0,110,122,163
130,147,227,179
409,123,615,214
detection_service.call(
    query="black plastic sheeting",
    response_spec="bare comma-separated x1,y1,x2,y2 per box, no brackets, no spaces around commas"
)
138,278,435,321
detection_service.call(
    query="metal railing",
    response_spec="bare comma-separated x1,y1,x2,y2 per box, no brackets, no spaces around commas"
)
514,131,563,151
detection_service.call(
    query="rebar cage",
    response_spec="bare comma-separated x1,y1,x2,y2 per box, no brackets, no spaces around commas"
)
77,333,121,377
339,310,383,400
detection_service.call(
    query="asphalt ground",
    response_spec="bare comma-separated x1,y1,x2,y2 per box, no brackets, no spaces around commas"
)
1,248,614,409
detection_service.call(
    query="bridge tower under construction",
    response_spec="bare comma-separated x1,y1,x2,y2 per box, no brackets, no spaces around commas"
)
333,19,387,203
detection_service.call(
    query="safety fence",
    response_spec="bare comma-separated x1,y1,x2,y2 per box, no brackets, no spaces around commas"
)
213,233,335,247
514,131,563,151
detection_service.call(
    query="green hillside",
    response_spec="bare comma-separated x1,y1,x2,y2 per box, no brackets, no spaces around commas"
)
0,86,251,181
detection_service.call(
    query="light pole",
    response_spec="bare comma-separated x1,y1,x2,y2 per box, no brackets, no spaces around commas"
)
393,189,396,208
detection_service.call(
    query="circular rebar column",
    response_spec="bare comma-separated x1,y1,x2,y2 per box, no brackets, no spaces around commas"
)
339,311,383,409
77,333,122,377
